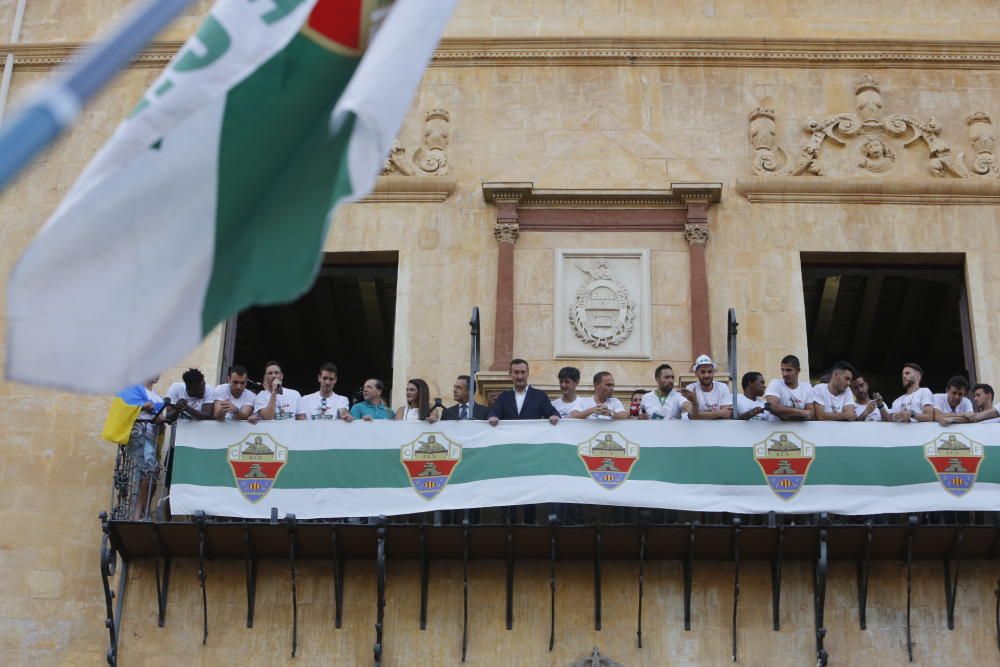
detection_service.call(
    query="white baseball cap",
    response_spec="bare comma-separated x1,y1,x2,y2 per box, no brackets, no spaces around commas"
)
691,354,716,371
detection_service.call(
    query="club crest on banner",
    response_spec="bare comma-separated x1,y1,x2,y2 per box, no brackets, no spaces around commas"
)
400,433,462,501
578,432,639,490
228,433,288,503
753,432,815,501
924,432,984,498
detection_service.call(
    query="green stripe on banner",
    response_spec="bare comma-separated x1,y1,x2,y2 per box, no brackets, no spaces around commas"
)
173,443,1000,490
201,31,359,333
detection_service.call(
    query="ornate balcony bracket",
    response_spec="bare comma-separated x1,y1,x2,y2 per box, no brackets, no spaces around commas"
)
815,513,829,667
419,523,429,631
857,521,873,630
374,517,387,667
152,523,171,627
244,525,258,628
462,511,471,662
549,513,559,651
684,522,697,631
771,513,784,631
731,517,743,662
594,524,603,632
195,512,209,645
99,512,127,667
905,514,919,662
506,520,515,630
636,514,648,649
286,513,299,658
332,525,345,629
944,528,965,630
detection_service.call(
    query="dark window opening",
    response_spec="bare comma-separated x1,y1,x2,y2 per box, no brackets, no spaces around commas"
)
801,252,974,393
224,252,398,404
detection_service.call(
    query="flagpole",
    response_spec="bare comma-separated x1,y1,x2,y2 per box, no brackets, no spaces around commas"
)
0,0,194,191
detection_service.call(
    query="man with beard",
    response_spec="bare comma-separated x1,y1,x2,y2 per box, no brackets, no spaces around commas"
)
889,362,934,423
488,359,560,425
683,354,732,419
812,361,858,421
764,355,814,421
253,360,305,422
847,374,890,422
213,365,256,421
639,363,693,420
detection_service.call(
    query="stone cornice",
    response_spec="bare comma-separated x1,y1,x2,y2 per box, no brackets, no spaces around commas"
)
735,177,1000,204
356,176,456,203
482,182,722,209
8,37,1000,71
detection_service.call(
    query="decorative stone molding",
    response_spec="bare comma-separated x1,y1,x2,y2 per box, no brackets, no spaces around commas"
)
568,647,625,667
683,223,710,246
482,182,722,209
752,74,1000,179
381,108,451,176
356,175,456,203
493,222,520,244
749,107,786,175
17,38,1000,72
735,177,1000,204
965,112,999,176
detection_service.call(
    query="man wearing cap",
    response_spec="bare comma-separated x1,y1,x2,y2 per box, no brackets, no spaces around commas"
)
682,354,732,419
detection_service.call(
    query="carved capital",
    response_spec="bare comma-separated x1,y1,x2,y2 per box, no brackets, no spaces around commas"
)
684,222,710,246
494,222,520,244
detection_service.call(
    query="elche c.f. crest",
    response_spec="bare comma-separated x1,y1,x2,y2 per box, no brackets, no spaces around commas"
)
578,432,639,490
753,432,815,501
400,432,462,500
924,432,984,498
570,260,636,349
228,433,288,503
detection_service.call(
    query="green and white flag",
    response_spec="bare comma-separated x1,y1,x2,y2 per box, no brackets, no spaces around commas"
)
6,0,455,393
169,421,1000,519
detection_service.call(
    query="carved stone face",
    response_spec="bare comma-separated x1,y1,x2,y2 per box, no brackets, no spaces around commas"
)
749,115,776,149
969,119,995,154
856,89,883,123
424,116,449,151
863,139,885,159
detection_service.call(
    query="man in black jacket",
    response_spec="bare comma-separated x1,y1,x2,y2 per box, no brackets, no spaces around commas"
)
441,375,490,420
488,359,559,426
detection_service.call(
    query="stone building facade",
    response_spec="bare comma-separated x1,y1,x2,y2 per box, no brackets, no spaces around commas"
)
3,1,1000,664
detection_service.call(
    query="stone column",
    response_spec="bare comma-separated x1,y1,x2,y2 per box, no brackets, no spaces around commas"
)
490,199,519,371
684,201,711,360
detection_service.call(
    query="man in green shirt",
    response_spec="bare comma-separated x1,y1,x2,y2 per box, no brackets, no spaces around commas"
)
350,378,394,421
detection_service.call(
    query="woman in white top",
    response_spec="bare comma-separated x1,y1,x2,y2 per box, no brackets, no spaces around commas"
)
395,378,438,422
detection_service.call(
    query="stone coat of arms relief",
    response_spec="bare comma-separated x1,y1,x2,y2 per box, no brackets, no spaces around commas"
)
748,74,998,179
554,250,651,359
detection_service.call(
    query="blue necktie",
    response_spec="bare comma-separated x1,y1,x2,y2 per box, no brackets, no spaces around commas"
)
460,404,468,420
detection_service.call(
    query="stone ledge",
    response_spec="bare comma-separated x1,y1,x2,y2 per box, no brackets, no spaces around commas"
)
482,182,722,208
9,37,1000,71
355,176,456,203
735,177,1000,205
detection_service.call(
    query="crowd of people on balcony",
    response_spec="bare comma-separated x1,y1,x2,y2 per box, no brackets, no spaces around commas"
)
141,354,1000,428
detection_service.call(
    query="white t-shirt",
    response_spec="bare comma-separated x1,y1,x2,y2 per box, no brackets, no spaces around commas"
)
735,394,774,421
685,381,733,412
551,396,588,419
812,383,854,415
890,388,934,422
848,399,884,422
765,379,815,411
640,390,688,420
574,396,626,420
214,383,257,421
299,391,350,420
141,387,163,418
253,388,304,421
166,382,215,418
932,393,973,415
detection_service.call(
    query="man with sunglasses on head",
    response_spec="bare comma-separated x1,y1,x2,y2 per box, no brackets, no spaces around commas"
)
298,362,353,421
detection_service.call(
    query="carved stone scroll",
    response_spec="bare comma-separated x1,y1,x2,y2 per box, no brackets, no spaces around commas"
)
381,108,451,176
748,75,1000,179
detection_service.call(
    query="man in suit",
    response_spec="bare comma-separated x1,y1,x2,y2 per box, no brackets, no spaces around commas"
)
488,358,560,426
441,374,490,420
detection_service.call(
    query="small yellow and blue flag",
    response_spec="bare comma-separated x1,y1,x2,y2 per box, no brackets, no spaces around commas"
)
101,385,160,444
